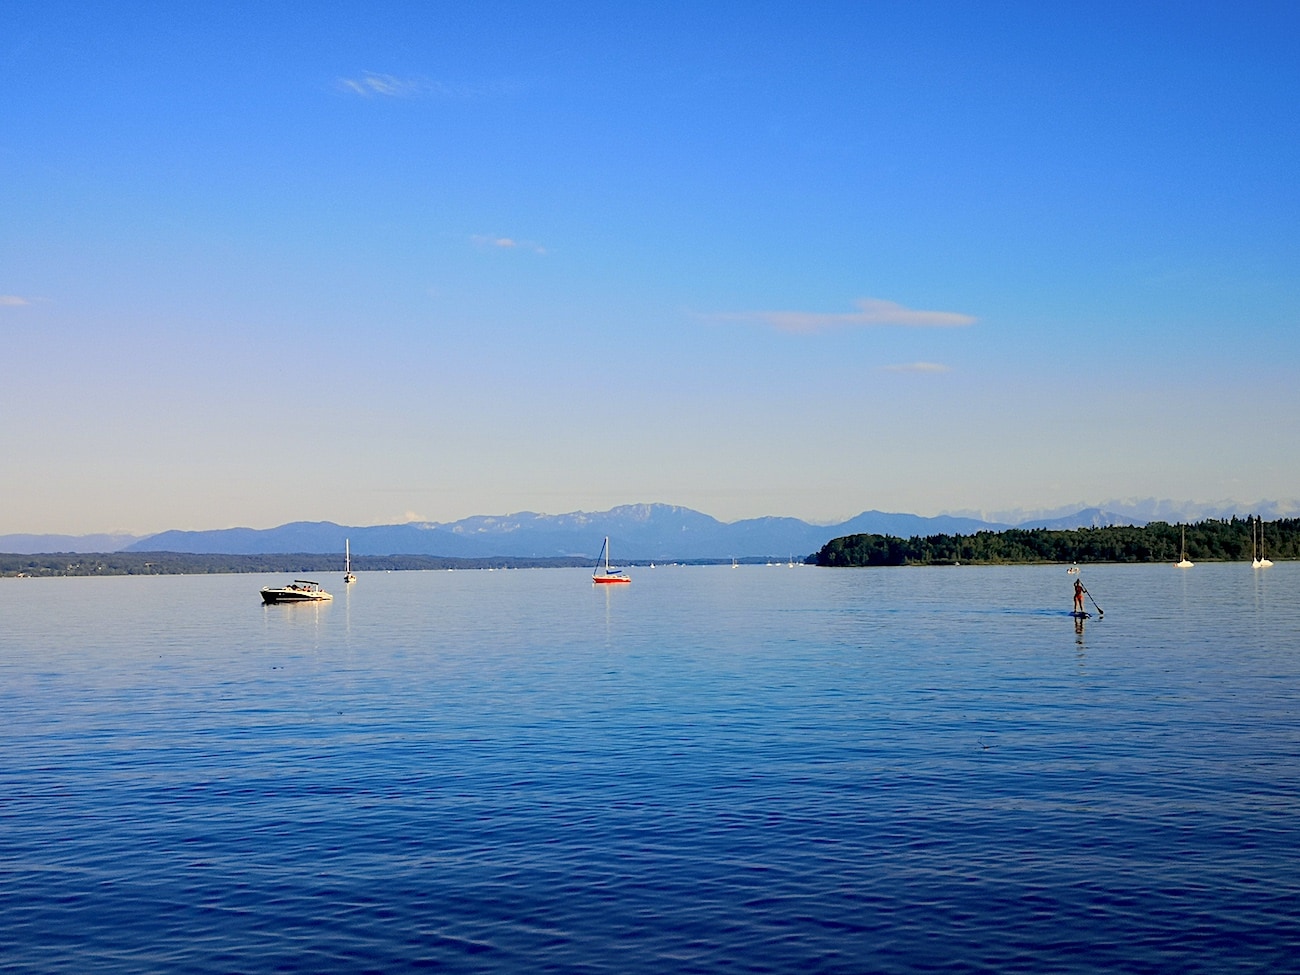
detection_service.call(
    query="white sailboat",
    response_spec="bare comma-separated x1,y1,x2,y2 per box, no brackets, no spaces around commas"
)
1176,525,1193,569
1254,517,1273,569
344,538,356,584
592,537,630,585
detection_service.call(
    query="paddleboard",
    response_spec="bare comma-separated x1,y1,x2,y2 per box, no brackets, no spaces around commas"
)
1070,611,1091,619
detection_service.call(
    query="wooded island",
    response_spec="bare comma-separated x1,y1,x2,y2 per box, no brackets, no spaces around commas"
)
815,518,1299,567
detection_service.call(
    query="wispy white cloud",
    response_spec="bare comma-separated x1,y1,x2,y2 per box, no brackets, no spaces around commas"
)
337,72,438,97
881,361,952,373
0,295,31,306
471,234,547,256
707,298,977,334
337,72,513,99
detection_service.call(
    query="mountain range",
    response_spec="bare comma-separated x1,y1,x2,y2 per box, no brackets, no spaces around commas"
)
113,506,994,561
3,498,1293,559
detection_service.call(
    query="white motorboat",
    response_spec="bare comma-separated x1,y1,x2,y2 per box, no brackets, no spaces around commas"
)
261,579,333,604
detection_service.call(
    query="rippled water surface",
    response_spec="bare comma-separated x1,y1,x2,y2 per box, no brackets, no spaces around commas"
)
3,563,1299,973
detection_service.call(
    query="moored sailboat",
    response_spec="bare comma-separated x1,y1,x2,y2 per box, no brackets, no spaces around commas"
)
1176,525,1193,568
344,538,356,584
592,536,630,584
1254,517,1273,569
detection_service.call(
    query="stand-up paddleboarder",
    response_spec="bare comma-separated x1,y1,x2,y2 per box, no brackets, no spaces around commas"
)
1073,578,1086,615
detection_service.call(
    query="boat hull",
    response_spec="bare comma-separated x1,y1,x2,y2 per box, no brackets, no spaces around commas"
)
261,590,332,604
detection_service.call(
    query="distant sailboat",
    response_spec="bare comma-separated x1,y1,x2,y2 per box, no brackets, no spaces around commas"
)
1254,517,1274,569
344,538,356,584
1176,525,1194,569
592,537,630,585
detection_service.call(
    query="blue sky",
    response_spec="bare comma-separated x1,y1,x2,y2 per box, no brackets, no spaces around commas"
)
3,1,1298,534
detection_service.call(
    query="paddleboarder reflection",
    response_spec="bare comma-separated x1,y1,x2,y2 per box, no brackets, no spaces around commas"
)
1073,578,1085,615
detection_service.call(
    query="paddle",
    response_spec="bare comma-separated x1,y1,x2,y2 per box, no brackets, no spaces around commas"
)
1082,585,1104,618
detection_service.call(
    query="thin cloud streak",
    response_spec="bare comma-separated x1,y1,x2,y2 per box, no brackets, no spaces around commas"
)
708,298,977,334
1,295,32,306
337,72,513,99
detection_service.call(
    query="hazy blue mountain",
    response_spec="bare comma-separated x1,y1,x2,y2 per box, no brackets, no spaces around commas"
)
132,521,487,558
0,533,144,555
952,497,1297,526
128,507,744,560
1012,508,1142,530
124,504,1004,560
838,510,1006,537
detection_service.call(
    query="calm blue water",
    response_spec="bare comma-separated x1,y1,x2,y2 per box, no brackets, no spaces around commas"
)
2,562,1299,973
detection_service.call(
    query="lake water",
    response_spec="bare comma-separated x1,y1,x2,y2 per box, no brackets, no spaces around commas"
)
2,562,1299,973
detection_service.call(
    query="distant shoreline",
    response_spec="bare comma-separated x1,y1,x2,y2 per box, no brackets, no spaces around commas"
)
0,553,780,578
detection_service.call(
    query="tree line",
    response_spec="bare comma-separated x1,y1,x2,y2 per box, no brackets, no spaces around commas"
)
815,518,1300,567
0,552,596,578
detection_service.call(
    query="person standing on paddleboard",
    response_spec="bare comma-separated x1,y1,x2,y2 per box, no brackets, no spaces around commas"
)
1073,578,1085,614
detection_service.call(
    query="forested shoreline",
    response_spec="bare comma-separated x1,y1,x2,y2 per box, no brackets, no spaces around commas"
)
0,552,747,578
816,518,1300,567
0,552,596,578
